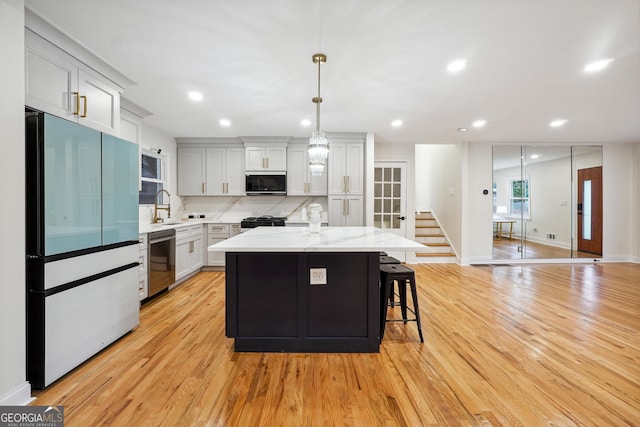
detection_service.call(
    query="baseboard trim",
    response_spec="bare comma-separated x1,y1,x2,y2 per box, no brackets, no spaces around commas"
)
0,382,34,406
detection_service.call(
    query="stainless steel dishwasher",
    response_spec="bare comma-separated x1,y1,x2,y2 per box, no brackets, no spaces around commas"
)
148,229,175,297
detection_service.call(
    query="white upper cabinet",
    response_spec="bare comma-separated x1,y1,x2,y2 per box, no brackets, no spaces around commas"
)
25,28,123,136
176,144,245,196
245,145,287,171
178,148,207,196
25,30,77,122
206,147,245,196
241,138,289,171
328,142,364,195
77,68,120,134
287,143,327,196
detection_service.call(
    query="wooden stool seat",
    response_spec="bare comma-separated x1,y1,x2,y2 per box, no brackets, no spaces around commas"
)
379,264,424,343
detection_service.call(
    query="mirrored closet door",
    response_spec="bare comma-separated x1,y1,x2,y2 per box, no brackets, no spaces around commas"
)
492,145,602,260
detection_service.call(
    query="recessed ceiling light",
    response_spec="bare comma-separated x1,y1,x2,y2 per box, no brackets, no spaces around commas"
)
550,119,567,127
301,119,311,126
530,154,540,159
219,119,231,127
472,119,487,128
447,59,467,73
584,59,613,73
391,119,403,127
457,127,468,132
187,91,203,101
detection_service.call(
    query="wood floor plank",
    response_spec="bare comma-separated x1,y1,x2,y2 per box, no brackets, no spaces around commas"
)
31,263,640,426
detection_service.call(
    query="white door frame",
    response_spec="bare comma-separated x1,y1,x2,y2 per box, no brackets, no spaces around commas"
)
374,161,408,261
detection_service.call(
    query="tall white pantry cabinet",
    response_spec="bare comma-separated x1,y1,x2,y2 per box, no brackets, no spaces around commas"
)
327,141,365,226
287,142,328,196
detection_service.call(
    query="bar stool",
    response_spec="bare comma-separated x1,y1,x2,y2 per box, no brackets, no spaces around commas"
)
379,255,401,307
379,255,400,264
379,264,424,343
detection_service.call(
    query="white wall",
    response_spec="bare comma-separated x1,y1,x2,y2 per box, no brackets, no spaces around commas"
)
603,143,636,261
635,143,640,262
414,145,431,212
461,142,494,264
0,0,31,405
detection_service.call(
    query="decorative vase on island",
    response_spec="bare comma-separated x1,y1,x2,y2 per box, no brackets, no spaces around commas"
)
307,203,322,233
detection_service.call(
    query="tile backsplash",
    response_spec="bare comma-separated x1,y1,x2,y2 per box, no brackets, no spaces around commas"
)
182,196,327,223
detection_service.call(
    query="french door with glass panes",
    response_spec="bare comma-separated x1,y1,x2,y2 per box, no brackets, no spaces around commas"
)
374,161,407,238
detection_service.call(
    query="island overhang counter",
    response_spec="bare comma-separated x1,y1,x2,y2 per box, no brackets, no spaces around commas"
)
208,226,427,352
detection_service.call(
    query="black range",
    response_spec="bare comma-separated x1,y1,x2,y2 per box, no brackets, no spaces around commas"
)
240,215,287,229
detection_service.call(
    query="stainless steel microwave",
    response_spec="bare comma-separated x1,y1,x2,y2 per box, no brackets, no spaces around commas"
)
245,172,286,195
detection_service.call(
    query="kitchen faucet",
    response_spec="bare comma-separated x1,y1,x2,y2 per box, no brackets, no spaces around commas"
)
153,189,172,223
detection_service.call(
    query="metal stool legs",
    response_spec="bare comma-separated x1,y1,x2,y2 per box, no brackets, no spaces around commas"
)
379,264,424,343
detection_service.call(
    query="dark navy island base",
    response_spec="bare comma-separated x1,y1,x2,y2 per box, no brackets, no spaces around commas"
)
225,251,381,353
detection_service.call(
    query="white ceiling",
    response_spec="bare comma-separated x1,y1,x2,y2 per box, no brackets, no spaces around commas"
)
25,0,640,145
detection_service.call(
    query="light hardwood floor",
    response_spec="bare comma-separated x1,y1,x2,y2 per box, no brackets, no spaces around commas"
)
31,263,640,426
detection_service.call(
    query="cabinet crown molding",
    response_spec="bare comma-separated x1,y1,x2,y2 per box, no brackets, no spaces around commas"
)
240,136,291,146
25,7,135,91
121,97,153,119
176,137,242,146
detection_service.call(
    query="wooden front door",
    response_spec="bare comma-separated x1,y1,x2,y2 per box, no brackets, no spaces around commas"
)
577,166,603,255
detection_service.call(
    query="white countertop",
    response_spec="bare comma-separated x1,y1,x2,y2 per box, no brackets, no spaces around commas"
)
207,226,429,252
139,218,245,234
139,218,325,234
139,221,197,234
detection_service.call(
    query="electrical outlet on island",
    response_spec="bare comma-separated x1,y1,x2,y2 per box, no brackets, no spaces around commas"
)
310,268,327,285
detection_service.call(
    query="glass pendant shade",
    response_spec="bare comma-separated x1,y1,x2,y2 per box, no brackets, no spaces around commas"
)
308,131,328,175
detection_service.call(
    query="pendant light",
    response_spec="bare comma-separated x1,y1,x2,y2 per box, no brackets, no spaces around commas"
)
308,53,329,176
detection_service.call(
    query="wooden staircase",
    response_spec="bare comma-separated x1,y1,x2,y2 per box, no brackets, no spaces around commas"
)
414,211,456,260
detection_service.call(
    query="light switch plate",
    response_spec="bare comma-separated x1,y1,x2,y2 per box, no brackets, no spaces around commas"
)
310,268,327,285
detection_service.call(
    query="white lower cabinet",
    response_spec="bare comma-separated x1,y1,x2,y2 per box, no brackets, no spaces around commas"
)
328,196,364,226
175,225,204,281
138,233,148,301
207,223,240,266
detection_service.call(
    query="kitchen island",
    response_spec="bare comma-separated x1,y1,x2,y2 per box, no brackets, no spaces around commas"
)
208,226,426,352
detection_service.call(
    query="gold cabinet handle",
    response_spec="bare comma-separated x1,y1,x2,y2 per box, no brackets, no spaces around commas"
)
80,95,87,117
346,199,350,216
73,92,80,115
202,182,205,194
